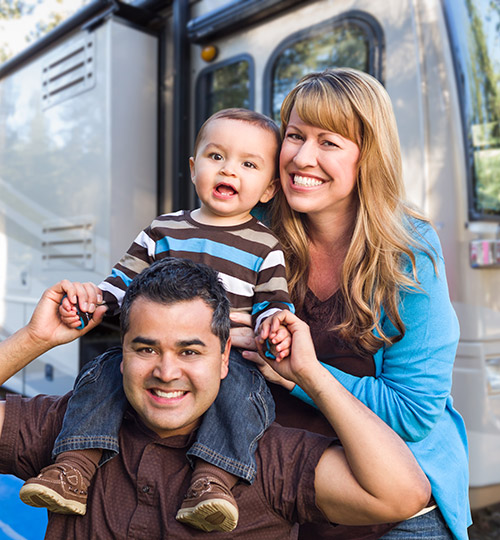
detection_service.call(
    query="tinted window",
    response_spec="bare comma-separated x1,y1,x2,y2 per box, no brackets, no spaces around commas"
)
268,15,382,122
445,0,500,219
196,56,253,127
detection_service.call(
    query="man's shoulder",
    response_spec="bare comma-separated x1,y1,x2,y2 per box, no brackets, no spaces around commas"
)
5,392,70,417
0,393,70,479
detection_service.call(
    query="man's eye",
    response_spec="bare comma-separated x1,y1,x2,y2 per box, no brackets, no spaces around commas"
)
138,347,155,355
181,349,200,356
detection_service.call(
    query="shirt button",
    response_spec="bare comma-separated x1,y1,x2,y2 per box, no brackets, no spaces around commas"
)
142,485,150,493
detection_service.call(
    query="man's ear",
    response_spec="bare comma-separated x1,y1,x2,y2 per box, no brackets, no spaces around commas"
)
220,337,231,380
259,179,278,203
189,157,196,184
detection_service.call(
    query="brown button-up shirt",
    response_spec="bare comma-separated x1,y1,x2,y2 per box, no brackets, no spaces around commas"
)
0,393,332,539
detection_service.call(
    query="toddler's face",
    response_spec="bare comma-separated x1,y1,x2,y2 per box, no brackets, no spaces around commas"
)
189,118,277,225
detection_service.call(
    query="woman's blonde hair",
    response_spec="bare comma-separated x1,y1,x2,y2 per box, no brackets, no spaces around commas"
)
271,68,435,354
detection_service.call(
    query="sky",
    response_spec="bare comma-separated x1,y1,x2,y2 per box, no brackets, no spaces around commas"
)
1,0,90,62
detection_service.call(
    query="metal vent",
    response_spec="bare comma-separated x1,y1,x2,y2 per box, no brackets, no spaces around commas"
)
42,217,94,270
42,33,95,109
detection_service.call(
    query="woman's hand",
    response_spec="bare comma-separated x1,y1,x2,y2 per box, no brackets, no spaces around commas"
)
229,312,295,390
257,310,322,390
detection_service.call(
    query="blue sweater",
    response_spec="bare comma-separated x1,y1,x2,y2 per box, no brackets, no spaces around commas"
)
290,220,471,540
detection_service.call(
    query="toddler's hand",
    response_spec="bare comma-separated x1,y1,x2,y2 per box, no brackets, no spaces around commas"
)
58,280,106,330
59,299,82,329
259,315,292,361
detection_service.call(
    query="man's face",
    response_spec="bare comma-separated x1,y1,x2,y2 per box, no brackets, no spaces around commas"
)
120,297,230,438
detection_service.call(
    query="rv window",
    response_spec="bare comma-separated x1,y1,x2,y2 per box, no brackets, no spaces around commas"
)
444,0,500,219
268,15,382,122
196,56,253,128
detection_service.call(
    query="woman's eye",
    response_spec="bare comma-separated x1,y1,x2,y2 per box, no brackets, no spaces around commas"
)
322,140,338,148
286,132,303,141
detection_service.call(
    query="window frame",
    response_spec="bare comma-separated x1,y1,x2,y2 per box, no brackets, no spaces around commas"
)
442,0,500,222
195,53,255,132
262,10,385,120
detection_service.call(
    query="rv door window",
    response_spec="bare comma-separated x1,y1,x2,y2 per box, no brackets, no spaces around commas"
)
267,15,383,122
196,55,253,128
444,0,500,219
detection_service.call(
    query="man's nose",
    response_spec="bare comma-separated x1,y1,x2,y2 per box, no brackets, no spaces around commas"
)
152,354,182,381
292,140,318,168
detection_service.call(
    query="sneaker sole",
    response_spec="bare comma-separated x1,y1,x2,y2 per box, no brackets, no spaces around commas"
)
19,484,86,515
176,498,239,532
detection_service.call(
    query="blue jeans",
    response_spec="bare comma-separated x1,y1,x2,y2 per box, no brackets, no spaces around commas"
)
379,508,453,540
53,346,275,483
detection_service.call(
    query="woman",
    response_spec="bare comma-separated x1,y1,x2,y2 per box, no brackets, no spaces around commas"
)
234,68,470,539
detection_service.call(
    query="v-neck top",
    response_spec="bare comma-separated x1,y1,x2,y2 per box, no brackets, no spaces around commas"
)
271,288,375,437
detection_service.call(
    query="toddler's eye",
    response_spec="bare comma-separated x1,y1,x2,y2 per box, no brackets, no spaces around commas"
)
209,152,223,161
243,161,257,169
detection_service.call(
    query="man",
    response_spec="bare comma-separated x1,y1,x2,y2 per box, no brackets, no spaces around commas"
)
0,259,430,538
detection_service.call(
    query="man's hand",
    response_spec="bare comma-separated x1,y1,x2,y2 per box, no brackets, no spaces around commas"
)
0,281,107,386
58,280,105,329
28,280,106,348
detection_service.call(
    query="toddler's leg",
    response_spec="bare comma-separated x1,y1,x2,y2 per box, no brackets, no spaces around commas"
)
176,349,275,532
19,346,126,515
19,449,102,515
176,460,239,532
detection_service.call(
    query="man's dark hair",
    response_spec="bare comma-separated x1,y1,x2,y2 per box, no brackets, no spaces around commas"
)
120,258,230,351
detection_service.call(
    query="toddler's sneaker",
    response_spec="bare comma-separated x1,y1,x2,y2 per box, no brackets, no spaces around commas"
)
176,474,239,532
19,463,88,515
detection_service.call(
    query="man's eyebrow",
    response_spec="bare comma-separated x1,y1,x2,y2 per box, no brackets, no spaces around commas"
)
177,339,206,348
131,336,158,346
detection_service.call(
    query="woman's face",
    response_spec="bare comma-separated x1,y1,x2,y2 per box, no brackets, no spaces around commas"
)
279,107,360,220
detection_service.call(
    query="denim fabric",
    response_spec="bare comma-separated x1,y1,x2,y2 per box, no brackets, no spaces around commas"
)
379,508,453,540
52,347,275,482
187,349,275,483
52,347,126,465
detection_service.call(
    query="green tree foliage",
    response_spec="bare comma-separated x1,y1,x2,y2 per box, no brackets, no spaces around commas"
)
0,0,36,19
0,0,86,64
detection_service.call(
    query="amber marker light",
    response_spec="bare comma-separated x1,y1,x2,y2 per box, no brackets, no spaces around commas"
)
201,45,218,62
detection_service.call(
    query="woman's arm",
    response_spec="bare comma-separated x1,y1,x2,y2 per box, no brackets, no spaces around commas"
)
257,310,431,524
